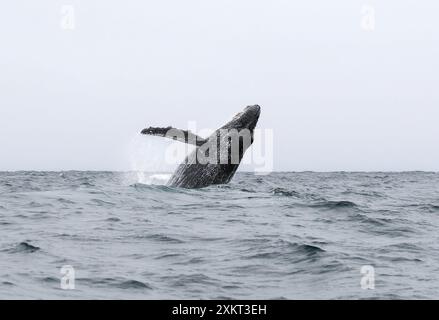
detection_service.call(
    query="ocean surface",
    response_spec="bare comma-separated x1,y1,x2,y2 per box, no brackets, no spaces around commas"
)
0,171,438,299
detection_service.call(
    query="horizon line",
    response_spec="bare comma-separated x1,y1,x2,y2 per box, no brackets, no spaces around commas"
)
0,170,438,174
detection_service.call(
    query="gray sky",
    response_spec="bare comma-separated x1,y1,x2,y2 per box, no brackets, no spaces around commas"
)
1,1,438,171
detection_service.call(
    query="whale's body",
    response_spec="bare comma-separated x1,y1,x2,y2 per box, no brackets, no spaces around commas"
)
141,105,261,189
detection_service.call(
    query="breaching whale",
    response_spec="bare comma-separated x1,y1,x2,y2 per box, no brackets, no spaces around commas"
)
140,105,261,188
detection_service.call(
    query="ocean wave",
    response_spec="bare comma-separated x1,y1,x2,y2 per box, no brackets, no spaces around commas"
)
135,233,184,244
27,201,53,208
77,277,152,290
40,277,58,284
90,199,116,206
294,243,326,255
2,171,439,299
116,280,152,289
242,240,326,262
311,200,358,209
348,213,395,227
4,242,40,254
106,217,121,222
272,188,300,197
419,204,439,212
162,273,219,288
57,198,76,205
155,253,183,260
130,183,178,194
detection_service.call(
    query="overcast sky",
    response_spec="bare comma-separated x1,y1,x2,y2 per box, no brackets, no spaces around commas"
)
0,1,438,171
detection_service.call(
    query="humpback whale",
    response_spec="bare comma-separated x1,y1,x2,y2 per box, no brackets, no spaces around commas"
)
141,105,261,188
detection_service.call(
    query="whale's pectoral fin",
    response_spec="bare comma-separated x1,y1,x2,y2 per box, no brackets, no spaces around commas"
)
140,126,208,147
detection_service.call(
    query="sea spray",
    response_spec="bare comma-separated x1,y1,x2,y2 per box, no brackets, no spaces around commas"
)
127,134,192,185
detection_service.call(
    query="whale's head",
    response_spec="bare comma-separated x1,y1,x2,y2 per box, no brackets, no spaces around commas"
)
203,105,261,167
223,105,261,131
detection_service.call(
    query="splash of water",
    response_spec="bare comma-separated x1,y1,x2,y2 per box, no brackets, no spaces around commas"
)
127,134,191,185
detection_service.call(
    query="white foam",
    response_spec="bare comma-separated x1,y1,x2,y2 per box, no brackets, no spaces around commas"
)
138,173,172,185
126,134,188,185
